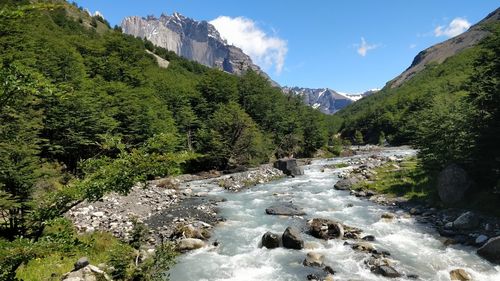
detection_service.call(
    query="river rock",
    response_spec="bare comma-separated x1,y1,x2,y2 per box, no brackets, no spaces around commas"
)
352,241,375,253
261,232,280,249
282,226,304,250
303,252,324,267
308,218,344,240
362,235,376,241
177,238,205,252
74,257,90,271
334,179,356,190
273,158,304,176
265,202,306,216
453,211,480,230
475,234,488,245
381,213,395,220
449,268,472,280
437,164,472,204
477,236,500,264
62,264,111,281
372,265,401,278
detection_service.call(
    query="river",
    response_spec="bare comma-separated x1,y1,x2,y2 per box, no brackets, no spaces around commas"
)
169,147,500,281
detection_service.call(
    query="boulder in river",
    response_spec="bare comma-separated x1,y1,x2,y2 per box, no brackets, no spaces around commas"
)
273,158,304,176
352,241,376,253
437,164,472,204
282,226,304,250
308,218,344,240
452,211,480,230
265,202,306,216
477,236,500,264
449,268,472,280
334,178,357,190
177,238,205,252
261,231,280,249
303,252,324,267
372,265,401,278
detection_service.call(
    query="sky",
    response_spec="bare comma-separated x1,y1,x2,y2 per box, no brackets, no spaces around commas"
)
74,0,499,93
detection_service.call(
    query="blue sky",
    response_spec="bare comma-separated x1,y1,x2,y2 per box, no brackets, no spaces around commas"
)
74,0,498,93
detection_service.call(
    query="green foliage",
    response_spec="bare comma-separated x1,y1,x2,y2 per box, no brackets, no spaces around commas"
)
353,158,436,200
0,1,332,276
354,130,364,145
132,243,177,281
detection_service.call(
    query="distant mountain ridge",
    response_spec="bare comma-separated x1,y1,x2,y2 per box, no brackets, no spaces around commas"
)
282,87,376,114
121,13,277,85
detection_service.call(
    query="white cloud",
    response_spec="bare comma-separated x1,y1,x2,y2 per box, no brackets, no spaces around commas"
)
409,43,417,49
209,16,288,74
356,37,379,57
434,17,471,38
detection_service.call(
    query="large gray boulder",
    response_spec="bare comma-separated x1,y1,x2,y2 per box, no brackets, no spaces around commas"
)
477,236,500,264
261,232,280,249
274,158,304,176
452,211,480,230
437,164,472,204
265,202,306,216
282,226,304,250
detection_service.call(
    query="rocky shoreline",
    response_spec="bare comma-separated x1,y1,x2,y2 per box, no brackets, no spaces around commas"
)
329,147,500,265
66,164,284,250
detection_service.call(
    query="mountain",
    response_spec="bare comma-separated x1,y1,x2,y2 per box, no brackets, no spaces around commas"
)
282,87,376,114
334,7,500,144
390,8,500,88
121,13,277,85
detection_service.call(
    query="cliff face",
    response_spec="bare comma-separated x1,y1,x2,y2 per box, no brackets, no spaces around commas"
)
121,13,276,85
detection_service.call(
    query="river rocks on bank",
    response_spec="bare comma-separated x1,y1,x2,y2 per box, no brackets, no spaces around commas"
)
282,226,304,250
62,259,111,281
333,178,358,190
274,158,304,176
303,252,324,267
452,211,480,230
177,238,206,252
477,236,500,264
217,164,284,191
266,202,306,216
171,221,212,240
261,232,280,249
449,268,472,281
437,164,472,205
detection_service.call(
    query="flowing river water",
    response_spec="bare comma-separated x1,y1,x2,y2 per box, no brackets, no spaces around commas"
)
169,147,500,281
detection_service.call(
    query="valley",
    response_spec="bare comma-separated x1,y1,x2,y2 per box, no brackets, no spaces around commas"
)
0,1,499,281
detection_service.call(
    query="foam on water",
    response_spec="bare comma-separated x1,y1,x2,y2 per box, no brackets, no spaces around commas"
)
170,148,500,281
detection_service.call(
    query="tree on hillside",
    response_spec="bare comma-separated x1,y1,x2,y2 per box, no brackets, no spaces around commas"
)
354,130,364,145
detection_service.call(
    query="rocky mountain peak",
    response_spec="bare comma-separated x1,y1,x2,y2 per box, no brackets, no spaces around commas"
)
121,12,276,85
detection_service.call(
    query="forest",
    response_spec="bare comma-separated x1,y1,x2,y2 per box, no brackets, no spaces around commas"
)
0,1,338,279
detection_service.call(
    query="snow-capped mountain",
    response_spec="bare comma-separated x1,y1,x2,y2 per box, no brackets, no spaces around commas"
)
121,13,276,85
283,87,377,114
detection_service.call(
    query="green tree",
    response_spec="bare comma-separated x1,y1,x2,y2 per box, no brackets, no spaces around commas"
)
354,130,364,145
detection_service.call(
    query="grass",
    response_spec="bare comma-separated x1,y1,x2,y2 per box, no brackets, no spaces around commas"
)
15,218,135,281
352,158,437,201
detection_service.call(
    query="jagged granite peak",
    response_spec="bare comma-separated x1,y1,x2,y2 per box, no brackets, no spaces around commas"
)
390,7,500,88
121,12,278,86
282,87,376,114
